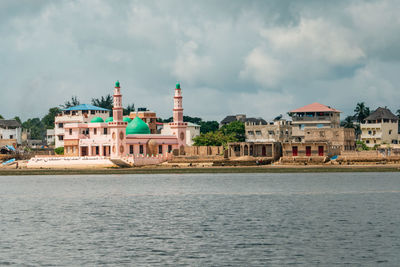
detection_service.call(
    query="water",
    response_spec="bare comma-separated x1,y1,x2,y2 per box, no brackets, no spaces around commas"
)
1,173,400,266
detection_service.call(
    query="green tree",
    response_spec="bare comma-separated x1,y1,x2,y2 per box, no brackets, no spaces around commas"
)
13,116,21,124
123,103,135,115
91,94,113,110
396,109,400,119
0,114,3,119
220,121,245,142
193,131,236,146
61,96,80,108
42,107,61,129
199,121,219,134
341,115,355,128
354,102,370,123
22,118,44,140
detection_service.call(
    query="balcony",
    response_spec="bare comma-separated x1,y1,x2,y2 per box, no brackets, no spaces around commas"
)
361,123,381,129
361,133,382,139
292,116,332,122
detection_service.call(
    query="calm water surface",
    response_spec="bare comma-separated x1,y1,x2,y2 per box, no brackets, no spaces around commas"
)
1,173,400,266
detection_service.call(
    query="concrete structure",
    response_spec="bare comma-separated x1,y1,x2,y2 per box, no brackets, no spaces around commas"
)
168,82,188,153
63,81,187,165
129,109,157,134
161,122,200,146
304,128,355,151
245,119,292,143
0,119,22,145
220,114,247,127
227,142,282,160
55,104,109,148
282,142,340,158
46,129,55,146
360,107,399,147
289,103,341,142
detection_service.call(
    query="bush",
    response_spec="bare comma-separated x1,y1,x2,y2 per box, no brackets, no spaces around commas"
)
54,147,64,155
356,140,369,151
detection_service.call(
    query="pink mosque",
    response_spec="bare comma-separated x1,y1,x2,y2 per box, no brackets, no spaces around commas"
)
63,81,187,162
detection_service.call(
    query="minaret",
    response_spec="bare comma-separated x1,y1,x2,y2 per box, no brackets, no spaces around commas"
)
113,80,123,122
109,80,127,159
169,82,187,151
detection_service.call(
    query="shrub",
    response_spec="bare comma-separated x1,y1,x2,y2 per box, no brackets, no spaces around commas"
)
55,147,64,155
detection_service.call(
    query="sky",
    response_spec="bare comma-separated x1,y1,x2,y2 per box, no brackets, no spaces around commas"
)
1,0,400,122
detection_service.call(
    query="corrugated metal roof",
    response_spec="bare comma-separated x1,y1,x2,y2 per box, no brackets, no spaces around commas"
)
63,104,110,111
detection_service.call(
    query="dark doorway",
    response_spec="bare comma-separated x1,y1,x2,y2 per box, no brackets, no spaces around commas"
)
318,146,324,156
306,146,311,156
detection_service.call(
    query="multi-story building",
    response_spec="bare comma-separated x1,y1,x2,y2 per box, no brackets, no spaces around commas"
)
289,102,341,142
129,108,157,134
360,107,399,147
304,128,355,151
220,114,247,127
55,104,110,148
0,119,22,146
245,119,292,143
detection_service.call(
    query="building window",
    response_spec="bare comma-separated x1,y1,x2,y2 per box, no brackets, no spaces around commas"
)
130,145,134,154
389,130,392,135
103,128,108,135
247,131,254,135
58,123,63,128
94,128,97,135
168,145,172,153
139,145,144,154
255,131,261,135
95,146,99,155
366,140,370,144
317,124,323,128
159,145,163,154
69,129,72,135
9,135,13,139
58,135,64,141
368,130,372,135
91,110,95,115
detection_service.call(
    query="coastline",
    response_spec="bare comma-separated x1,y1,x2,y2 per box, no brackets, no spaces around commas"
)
1,164,400,176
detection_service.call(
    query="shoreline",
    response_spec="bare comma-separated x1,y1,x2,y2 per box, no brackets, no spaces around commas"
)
1,164,400,176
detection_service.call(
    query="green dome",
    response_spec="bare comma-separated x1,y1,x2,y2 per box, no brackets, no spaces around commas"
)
90,116,104,123
123,117,132,123
176,82,180,89
126,117,150,135
105,117,113,123
115,80,120,87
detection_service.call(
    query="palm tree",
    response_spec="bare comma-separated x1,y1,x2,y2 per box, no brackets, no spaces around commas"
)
91,94,113,110
341,115,354,128
354,102,370,123
61,96,80,108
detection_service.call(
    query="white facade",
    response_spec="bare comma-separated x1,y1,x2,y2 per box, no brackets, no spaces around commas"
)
55,107,109,148
46,129,55,146
0,120,22,144
161,122,200,146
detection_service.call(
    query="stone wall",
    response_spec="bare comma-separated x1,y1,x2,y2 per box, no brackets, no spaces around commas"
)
184,146,224,156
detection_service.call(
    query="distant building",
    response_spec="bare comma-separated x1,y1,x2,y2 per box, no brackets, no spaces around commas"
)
161,122,200,146
0,119,22,145
245,119,292,143
304,128,355,151
55,104,110,148
220,114,247,127
129,108,157,134
46,129,55,146
282,142,340,158
360,107,399,147
289,102,341,142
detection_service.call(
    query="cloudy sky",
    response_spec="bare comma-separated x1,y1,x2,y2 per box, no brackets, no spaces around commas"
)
1,0,399,121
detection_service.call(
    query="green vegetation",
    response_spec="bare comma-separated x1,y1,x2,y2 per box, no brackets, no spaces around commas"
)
61,96,80,109
354,102,370,123
42,107,61,129
193,121,245,146
0,114,4,119
54,147,64,155
91,94,113,110
22,118,44,140
356,140,369,151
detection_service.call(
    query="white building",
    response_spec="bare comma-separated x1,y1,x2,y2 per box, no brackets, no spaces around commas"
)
46,129,55,146
0,119,22,145
55,104,110,148
361,107,399,147
161,122,200,146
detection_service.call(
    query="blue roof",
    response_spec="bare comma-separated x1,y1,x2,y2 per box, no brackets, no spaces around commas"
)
63,104,110,111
